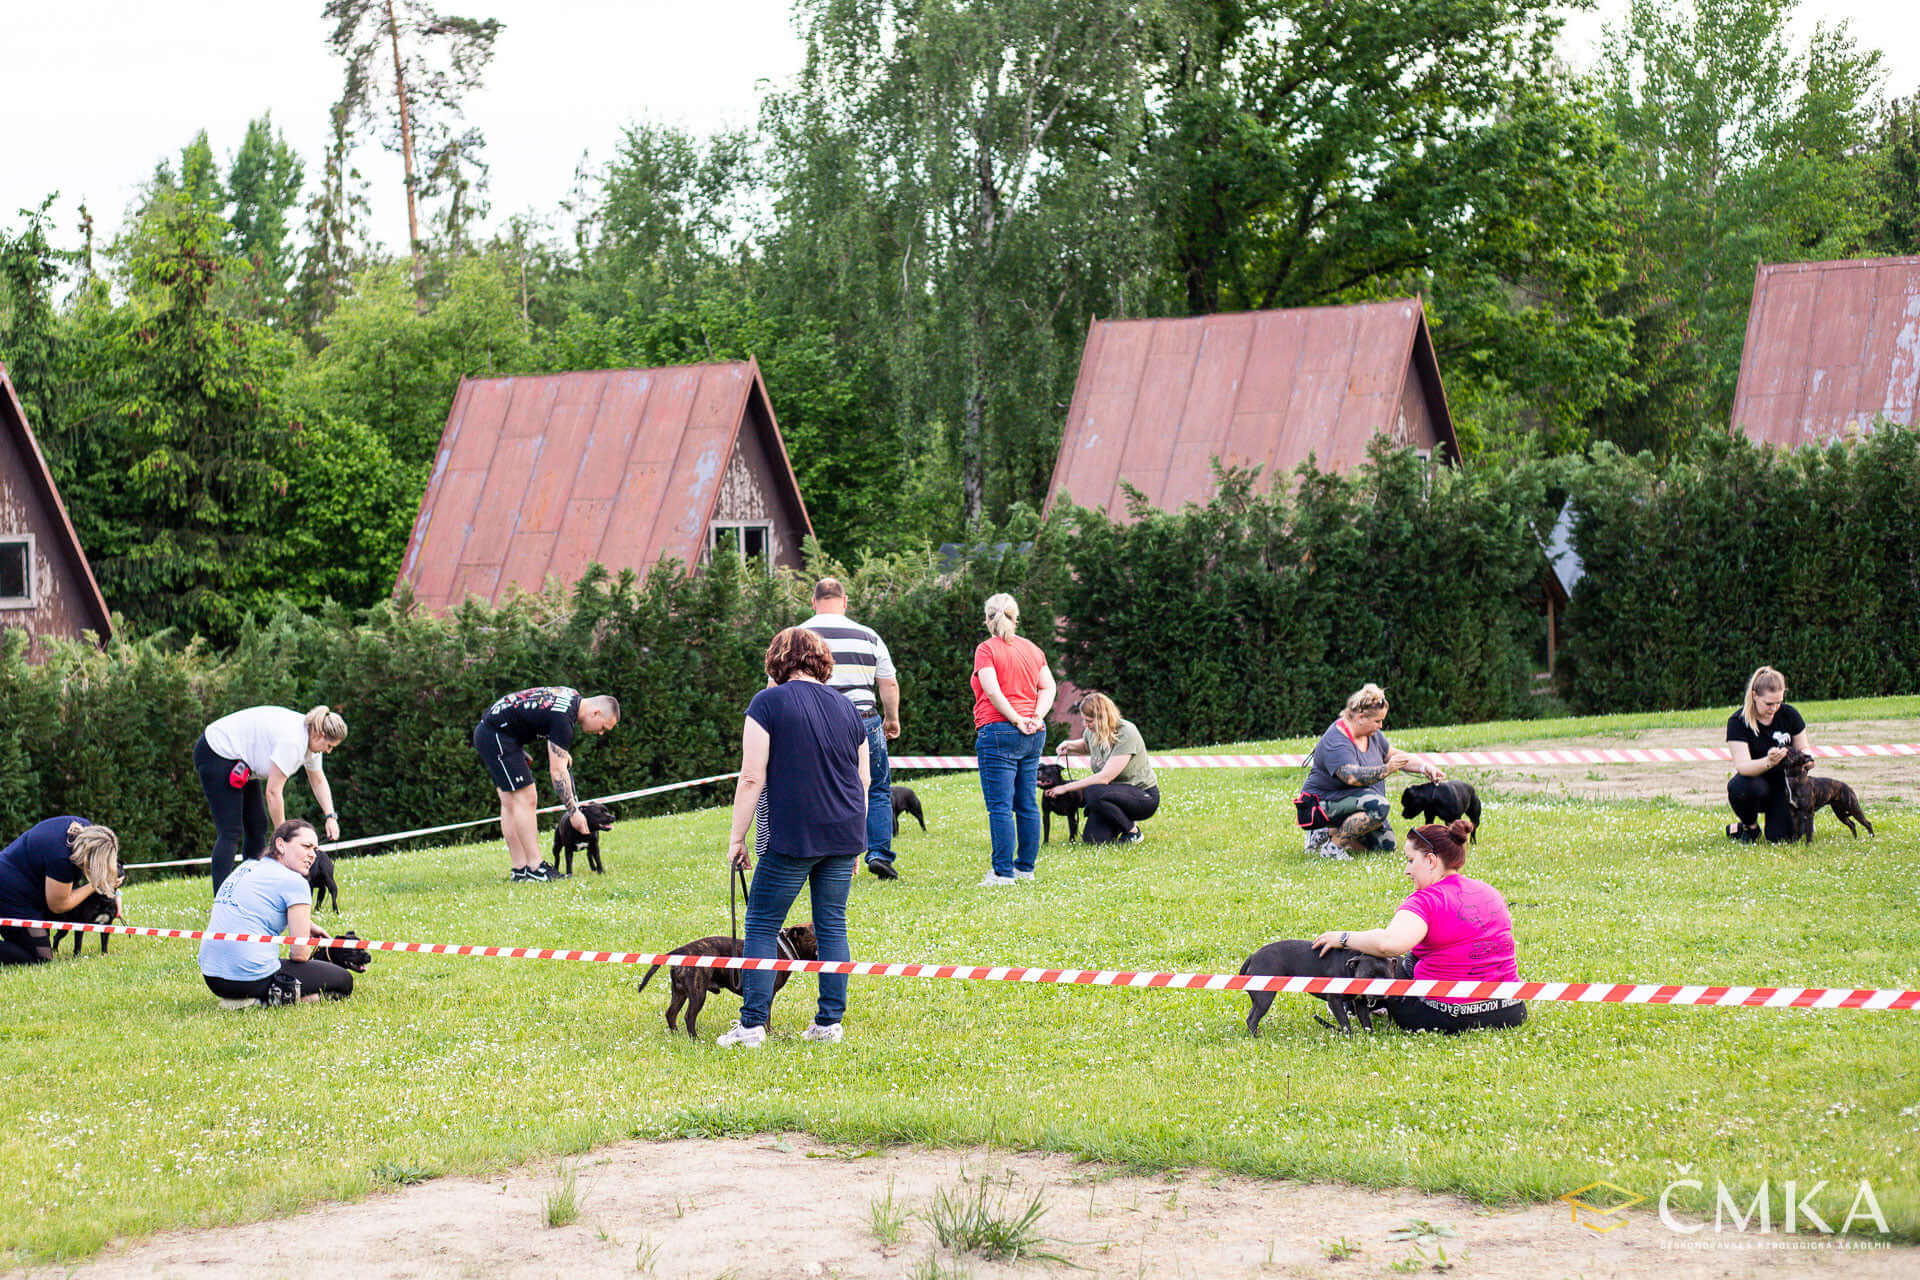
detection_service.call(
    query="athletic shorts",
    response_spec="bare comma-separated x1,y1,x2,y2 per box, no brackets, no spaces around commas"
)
473,722,535,792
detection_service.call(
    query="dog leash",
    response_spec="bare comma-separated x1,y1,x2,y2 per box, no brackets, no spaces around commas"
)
729,864,750,947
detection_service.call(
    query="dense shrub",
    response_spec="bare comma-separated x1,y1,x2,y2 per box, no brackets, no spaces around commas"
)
1560,427,1920,712
1051,443,1555,744
3,430,1916,871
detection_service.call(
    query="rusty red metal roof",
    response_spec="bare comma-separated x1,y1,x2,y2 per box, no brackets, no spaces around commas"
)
0,364,112,644
1731,255,1920,446
395,359,812,610
1048,299,1458,519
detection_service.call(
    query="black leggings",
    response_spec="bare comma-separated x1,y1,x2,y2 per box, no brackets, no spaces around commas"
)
0,925,52,966
1383,956,1526,1033
195,735,271,892
203,959,355,1001
1728,771,1795,843
1081,784,1160,844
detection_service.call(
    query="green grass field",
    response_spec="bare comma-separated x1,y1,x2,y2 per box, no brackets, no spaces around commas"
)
2,698,1916,1262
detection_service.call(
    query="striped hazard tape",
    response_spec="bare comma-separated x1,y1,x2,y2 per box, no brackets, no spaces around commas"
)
6,919,1915,1011
890,743,1920,770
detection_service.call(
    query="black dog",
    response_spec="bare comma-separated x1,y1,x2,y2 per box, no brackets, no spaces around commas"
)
50,894,121,956
1782,750,1874,841
321,929,373,974
636,923,818,1039
308,846,340,912
890,785,925,836
1400,780,1481,840
553,801,617,875
1240,940,1396,1035
1036,763,1083,843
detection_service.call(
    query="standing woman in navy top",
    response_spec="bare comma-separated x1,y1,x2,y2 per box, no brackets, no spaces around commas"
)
1724,665,1810,844
0,818,121,966
719,627,869,1048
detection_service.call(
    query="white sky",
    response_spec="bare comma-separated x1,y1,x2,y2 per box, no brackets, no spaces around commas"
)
2,1,1917,259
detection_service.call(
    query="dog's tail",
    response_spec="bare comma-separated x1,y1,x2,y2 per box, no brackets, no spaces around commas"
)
636,964,662,993
912,809,927,831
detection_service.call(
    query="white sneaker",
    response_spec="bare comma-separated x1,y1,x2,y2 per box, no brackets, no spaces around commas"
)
1012,870,1035,881
801,1022,844,1044
979,873,1017,886
715,1021,767,1048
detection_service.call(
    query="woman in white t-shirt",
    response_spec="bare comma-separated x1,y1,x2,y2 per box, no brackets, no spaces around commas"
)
194,705,348,891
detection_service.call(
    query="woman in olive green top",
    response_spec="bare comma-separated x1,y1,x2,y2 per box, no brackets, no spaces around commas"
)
1049,691,1159,845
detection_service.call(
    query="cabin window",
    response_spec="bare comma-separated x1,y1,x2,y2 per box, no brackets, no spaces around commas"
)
709,523,773,573
0,536,33,608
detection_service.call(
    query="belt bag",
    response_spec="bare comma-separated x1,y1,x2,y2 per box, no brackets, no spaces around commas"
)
1294,792,1330,829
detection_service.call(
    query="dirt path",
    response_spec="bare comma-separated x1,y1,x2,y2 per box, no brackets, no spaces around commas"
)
1446,719,1920,809
17,1136,1911,1280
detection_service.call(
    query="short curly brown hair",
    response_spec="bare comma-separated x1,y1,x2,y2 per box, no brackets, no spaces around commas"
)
765,626,835,684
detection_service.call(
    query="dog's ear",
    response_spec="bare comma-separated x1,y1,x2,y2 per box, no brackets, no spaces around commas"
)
1345,953,1361,972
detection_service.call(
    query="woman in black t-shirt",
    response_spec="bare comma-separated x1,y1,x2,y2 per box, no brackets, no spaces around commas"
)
1725,665,1809,844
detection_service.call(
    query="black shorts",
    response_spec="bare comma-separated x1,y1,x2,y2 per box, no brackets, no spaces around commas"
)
473,722,534,792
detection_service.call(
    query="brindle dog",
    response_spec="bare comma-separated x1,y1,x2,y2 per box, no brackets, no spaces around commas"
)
636,923,819,1039
1781,750,1874,841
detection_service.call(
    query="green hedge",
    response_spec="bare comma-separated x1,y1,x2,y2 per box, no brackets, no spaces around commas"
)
4,431,1917,871
1559,428,1920,712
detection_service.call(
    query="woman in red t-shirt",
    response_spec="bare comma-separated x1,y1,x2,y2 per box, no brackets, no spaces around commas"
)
1310,819,1525,1033
971,593,1056,884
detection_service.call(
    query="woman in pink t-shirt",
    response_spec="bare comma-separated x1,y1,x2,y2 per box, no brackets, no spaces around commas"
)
1311,818,1526,1033
971,593,1055,885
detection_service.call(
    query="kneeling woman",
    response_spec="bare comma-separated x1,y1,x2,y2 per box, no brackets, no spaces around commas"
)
198,820,354,1006
1311,819,1524,1033
0,819,121,966
1049,692,1159,844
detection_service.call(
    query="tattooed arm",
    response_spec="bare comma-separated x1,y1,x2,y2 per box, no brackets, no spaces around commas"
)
1334,760,1399,788
550,743,588,833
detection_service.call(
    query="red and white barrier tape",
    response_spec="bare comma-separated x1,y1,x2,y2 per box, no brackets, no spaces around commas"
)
892,744,1920,770
6,919,1915,1011
121,772,741,870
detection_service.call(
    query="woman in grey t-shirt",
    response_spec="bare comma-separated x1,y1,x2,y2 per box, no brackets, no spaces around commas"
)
1300,683,1444,857
1049,692,1159,845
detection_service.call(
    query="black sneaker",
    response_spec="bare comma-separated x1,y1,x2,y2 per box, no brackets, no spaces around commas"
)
867,859,899,880
1119,828,1145,846
510,866,534,883
262,974,303,1007
532,862,568,881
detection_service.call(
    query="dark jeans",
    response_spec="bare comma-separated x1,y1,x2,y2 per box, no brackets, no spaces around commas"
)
1384,955,1526,1033
1728,770,1795,843
977,721,1044,876
195,734,270,892
1081,784,1160,844
203,959,355,1001
739,850,856,1029
0,925,52,966
862,715,896,868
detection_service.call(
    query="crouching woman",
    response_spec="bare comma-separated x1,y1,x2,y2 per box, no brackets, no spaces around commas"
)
198,820,354,1007
0,819,121,966
1311,819,1525,1033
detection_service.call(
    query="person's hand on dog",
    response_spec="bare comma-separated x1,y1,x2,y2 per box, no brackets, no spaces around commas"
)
1309,931,1346,956
1422,763,1447,783
1765,746,1787,767
569,809,591,836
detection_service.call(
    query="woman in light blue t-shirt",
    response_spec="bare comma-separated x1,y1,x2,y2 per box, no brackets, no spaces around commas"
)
198,820,354,1007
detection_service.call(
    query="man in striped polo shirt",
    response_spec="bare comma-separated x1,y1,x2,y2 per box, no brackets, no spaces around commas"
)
800,578,903,879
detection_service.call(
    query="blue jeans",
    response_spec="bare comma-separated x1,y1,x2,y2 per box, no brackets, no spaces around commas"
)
977,720,1043,876
863,715,895,868
739,850,857,1029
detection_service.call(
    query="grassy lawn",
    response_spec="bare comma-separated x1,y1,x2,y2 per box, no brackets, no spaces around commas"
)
2,699,1916,1262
